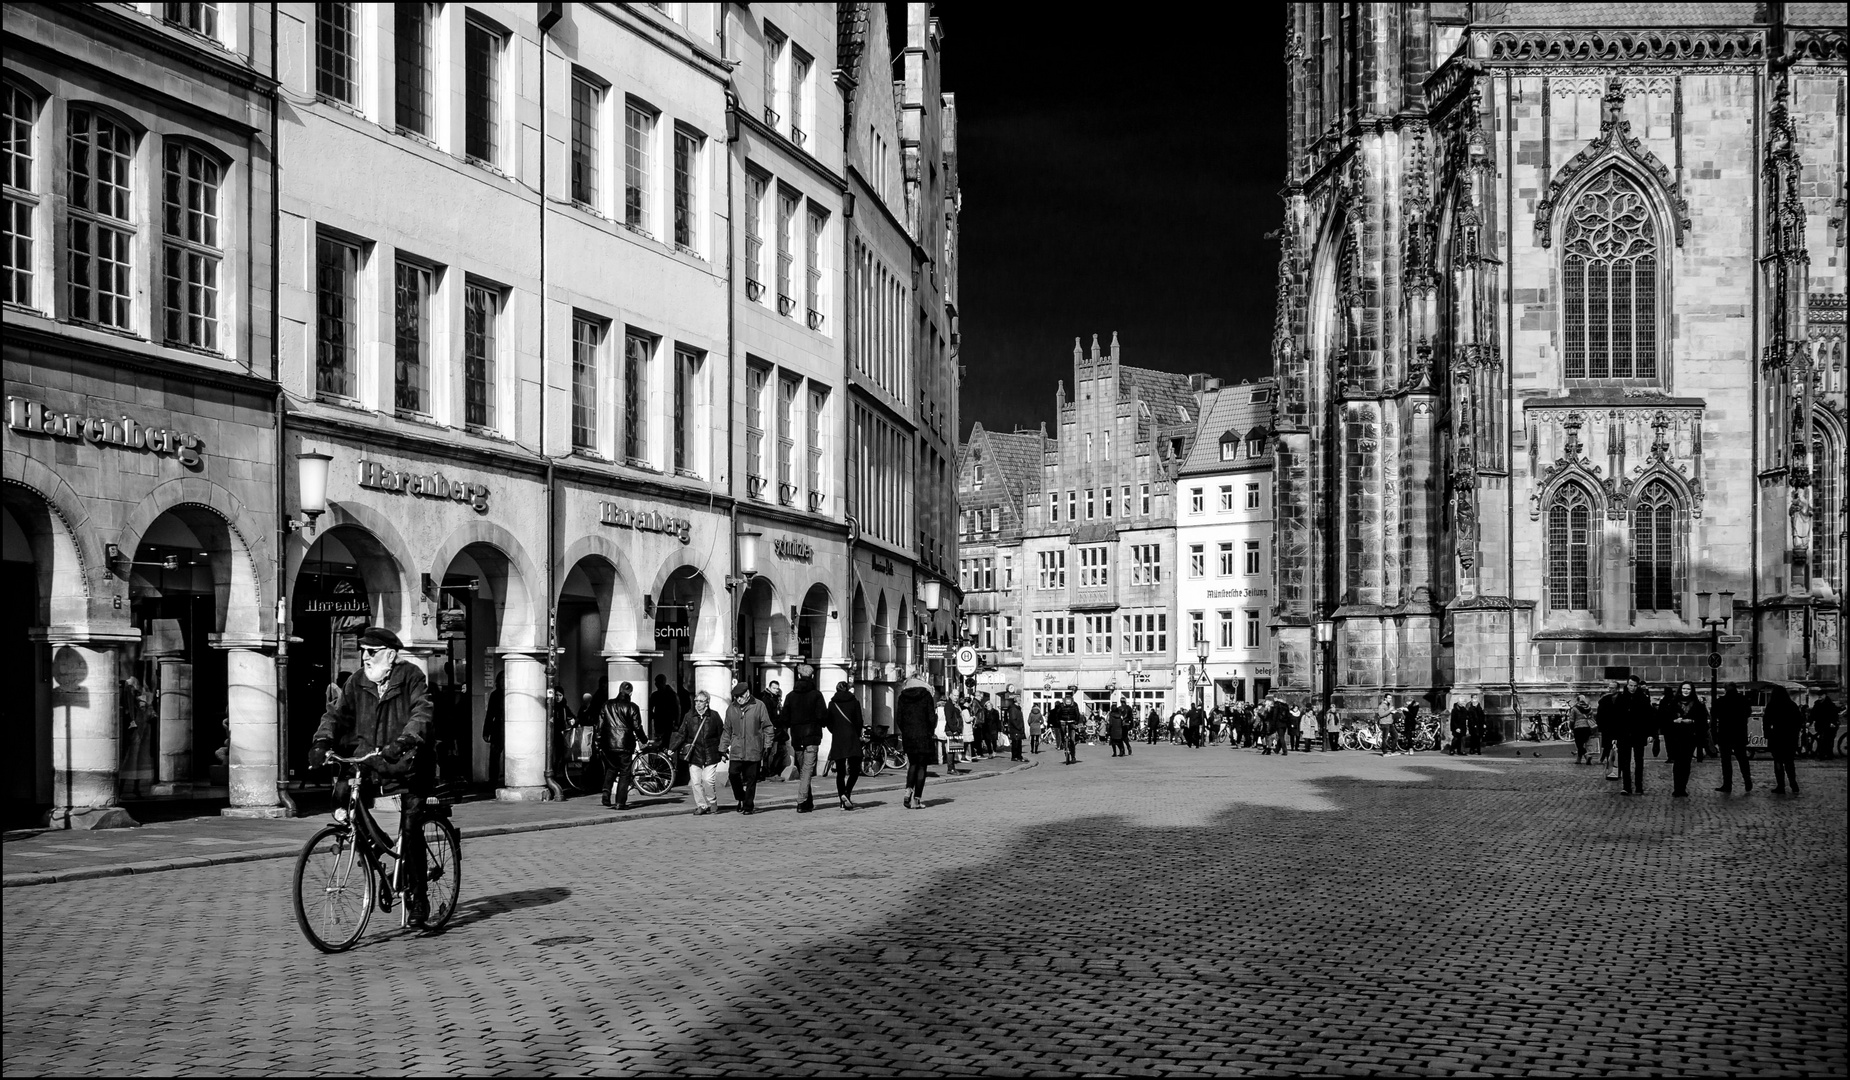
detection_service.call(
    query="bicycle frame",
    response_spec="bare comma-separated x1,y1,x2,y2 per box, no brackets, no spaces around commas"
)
325,753,421,928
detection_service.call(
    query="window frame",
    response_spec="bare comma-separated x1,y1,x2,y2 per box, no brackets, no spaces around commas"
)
1631,481,1683,615
161,139,224,352
313,229,363,401
462,278,501,432
395,2,437,140
1559,167,1664,385
463,16,506,167
672,125,705,256
1188,544,1204,578
392,256,437,416
570,72,605,210
570,313,605,453
1544,482,1597,614
315,2,359,107
4,80,42,310
623,328,656,467
624,100,658,237
66,108,137,332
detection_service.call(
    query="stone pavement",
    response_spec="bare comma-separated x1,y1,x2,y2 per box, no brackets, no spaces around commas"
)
1,755,1023,886
3,744,1844,1076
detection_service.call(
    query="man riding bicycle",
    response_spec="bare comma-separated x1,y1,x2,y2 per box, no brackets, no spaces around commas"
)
1051,689,1084,765
309,626,435,923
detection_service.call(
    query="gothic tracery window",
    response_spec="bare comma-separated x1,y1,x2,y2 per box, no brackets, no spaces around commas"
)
1562,169,1658,381
1816,422,1843,594
1547,483,1595,611
1632,482,1681,614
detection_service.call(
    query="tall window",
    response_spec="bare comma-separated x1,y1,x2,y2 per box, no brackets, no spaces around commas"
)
463,281,498,429
464,19,502,163
745,363,768,496
1816,424,1844,594
1217,542,1234,577
1244,610,1261,649
762,26,785,126
165,3,219,38
162,142,220,350
1244,540,1261,576
625,103,655,234
4,83,39,308
1546,484,1594,611
776,374,798,503
1188,544,1204,578
743,171,766,299
1562,169,1658,380
1049,491,1059,523
1067,489,1076,521
623,331,651,463
571,315,601,451
672,128,701,252
314,233,360,398
805,207,825,329
395,3,435,137
570,75,601,207
1188,611,1204,650
1085,489,1095,519
1141,484,1151,515
1632,483,1680,613
775,188,797,315
806,384,827,508
1078,545,1108,587
67,110,135,330
673,346,701,474
393,260,433,413
315,3,357,105
1217,610,1234,649
789,48,811,146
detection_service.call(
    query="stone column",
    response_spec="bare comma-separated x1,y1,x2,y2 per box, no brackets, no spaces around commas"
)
603,653,653,699
817,659,849,698
495,651,548,801
43,636,138,830
220,643,288,818
690,655,736,709
153,656,194,790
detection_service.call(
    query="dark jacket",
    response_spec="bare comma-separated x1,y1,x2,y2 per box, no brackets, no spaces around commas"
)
896,686,937,754
1005,703,1026,739
781,677,827,748
597,695,645,754
1450,702,1470,735
648,685,680,736
1050,700,1082,732
482,686,505,745
313,660,433,781
1593,692,1620,736
723,696,776,759
1713,689,1751,748
1613,688,1656,744
1107,704,1132,740
1762,690,1805,754
1659,693,1708,749
824,689,864,761
669,706,723,766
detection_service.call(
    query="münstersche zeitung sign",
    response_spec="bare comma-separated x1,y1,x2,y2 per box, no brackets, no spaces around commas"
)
357,459,490,512
7,396,205,468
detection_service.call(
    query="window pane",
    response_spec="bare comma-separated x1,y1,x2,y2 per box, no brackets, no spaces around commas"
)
1633,255,1656,380
394,261,431,413
315,236,359,398
571,78,600,206
571,317,600,450
4,82,34,191
625,105,654,233
395,4,433,136
672,129,698,249
806,208,824,328
776,190,796,312
315,3,356,104
464,284,496,428
1562,256,1585,378
464,21,500,162
624,332,650,462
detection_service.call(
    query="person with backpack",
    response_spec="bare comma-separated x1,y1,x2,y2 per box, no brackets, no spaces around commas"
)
824,679,864,811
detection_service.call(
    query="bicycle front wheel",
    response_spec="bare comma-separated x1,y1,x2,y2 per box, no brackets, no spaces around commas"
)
884,745,907,770
416,818,462,934
631,751,674,797
860,749,885,776
294,825,375,953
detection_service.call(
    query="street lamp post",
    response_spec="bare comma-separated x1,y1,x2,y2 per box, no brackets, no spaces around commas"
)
1193,636,1210,707
1316,618,1336,721
1696,589,1736,715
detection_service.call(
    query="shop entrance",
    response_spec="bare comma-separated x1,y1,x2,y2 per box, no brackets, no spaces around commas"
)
286,525,400,784
437,544,523,787
1,494,50,828
653,567,707,731
734,574,780,694
796,583,832,665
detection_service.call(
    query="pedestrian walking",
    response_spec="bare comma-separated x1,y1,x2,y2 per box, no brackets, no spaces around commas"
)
1595,680,1623,774
723,680,775,814
1185,702,1205,750
1661,681,1708,797
1107,695,1129,757
825,680,864,811
1005,694,1026,762
1448,694,1469,755
1810,690,1840,760
1400,701,1420,754
1464,694,1486,755
1146,706,1161,744
1763,685,1805,795
1711,682,1752,794
782,667,826,813
648,674,680,746
936,694,965,774
759,679,787,780
482,670,506,784
1028,702,1044,754
1569,694,1596,764
1615,675,1656,796
597,681,646,810
669,691,723,814
896,676,936,809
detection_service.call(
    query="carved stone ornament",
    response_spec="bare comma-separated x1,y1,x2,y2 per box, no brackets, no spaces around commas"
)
1483,28,1763,64
1534,78,1691,250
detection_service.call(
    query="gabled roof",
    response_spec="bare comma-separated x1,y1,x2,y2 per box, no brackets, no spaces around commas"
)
837,3,870,77
961,423,1045,498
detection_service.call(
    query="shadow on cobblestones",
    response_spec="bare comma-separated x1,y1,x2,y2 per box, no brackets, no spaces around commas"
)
447,886,574,931
621,757,1847,1075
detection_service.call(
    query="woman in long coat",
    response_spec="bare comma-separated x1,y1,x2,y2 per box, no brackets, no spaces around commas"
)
824,680,865,811
895,676,938,809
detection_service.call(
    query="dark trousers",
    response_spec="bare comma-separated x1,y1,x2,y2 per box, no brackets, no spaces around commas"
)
1573,729,1593,760
1771,752,1799,791
600,750,633,806
728,759,761,809
1669,743,1695,795
1718,744,1751,790
1619,742,1646,792
1011,738,1024,761
1030,730,1042,754
487,741,504,785
906,757,928,800
834,759,860,798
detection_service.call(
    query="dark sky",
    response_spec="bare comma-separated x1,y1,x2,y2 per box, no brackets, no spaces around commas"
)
930,7,1289,440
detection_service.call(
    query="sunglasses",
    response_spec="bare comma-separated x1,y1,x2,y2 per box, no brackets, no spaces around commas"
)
359,645,392,657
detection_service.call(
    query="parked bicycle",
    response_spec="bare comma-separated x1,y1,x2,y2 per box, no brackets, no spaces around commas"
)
858,731,889,777
617,740,676,799
293,751,461,953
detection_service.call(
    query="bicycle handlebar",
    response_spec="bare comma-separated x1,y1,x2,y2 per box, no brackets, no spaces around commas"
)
324,750,385,767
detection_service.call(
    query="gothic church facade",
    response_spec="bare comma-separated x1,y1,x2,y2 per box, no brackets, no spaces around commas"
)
1272,4,1846,731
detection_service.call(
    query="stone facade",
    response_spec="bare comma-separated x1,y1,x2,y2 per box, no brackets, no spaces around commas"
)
1274,4,1847,734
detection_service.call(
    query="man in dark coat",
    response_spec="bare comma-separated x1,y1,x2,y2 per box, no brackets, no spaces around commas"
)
597,681,646,809
1659,681,1708,797
1762,686,1805,794
1614,676,1657,795
1810,691,1840,760
1594,679,1624,770
759,679,786,779
1185,702,1206,750
482,670,506,783
781,669,827,813
1448,694,1470,755
895,677,937,809
1005,694,1027,762
1711,683,1752,794
1051,691,1084,764
311,626,436,922
649,675,680,745
1464,694,1487,755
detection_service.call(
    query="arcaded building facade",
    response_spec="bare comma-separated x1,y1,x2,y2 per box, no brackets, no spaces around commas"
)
1272,4,1847,731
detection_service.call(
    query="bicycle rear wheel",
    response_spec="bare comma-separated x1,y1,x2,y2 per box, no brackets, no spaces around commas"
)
884,745,907,771
293,825,374,953
416,818,462,934
860,747,886,776
631,751,674,797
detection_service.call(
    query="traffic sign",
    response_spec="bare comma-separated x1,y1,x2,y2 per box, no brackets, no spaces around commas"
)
1708,652,1723,669
1717,634,1743,645
954,645,978,676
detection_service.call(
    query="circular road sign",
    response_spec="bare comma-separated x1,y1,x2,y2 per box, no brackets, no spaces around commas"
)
955,645,979,676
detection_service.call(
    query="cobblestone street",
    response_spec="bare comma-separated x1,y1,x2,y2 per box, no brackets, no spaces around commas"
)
4,745,1845,1076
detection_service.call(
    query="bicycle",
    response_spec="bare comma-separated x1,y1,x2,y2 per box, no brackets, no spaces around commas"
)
293,751,462,953
858,732,889,776
619,740,676,798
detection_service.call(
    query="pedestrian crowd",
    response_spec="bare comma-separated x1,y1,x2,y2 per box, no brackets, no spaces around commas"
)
1584,675,1837,797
